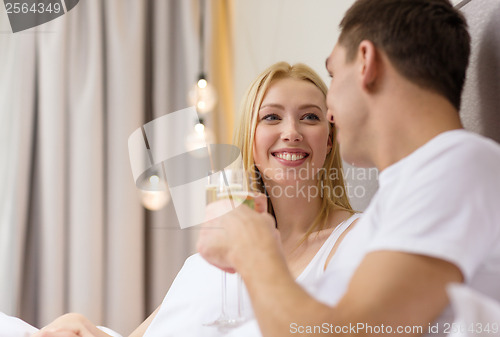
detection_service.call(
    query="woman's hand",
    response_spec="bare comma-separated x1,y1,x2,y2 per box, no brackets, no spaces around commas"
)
32,313,111,337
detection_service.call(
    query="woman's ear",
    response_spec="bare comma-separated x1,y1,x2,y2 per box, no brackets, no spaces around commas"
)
358,40,378,91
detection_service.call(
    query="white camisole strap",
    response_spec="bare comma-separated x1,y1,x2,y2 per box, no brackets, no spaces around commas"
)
296,213,361,284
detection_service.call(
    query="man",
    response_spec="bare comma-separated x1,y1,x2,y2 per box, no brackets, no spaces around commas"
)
197,0,500,336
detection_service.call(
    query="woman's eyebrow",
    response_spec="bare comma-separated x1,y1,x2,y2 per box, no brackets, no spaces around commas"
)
260,103,323,111
259,103,284,110
298,104,323,111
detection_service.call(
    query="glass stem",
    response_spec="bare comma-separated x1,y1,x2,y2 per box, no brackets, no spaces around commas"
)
237,273,243,318
221,271,228,318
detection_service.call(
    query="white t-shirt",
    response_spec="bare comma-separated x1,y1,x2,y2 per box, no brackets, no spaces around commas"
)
365,130,500,336
226,130,500,337
304,130,500,337
143,214,360,337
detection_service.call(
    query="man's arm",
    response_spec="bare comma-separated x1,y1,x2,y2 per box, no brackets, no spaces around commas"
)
245,251,461,336
198,204,463,337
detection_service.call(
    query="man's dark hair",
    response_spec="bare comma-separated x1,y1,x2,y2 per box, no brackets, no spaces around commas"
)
339,0,470,110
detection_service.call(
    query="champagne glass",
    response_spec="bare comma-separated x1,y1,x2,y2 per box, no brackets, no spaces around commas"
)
204,168,254,331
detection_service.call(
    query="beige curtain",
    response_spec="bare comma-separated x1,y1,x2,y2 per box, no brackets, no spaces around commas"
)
210,0,235,144
0,0,200,335
0,7,37,325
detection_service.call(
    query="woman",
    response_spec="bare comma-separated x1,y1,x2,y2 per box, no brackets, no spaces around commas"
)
230,61,357,279
33,62,359,337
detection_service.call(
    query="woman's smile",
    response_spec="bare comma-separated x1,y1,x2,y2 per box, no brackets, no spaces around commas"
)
272,149,309,166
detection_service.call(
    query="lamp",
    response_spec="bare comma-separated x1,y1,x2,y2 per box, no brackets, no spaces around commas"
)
137,122,170,211
188,0,217,115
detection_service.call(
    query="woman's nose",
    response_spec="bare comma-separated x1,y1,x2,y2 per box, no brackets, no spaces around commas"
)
281,120,303,142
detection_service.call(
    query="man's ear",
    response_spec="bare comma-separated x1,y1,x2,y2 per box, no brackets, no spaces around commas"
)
358,40,378,91
327,126,334,154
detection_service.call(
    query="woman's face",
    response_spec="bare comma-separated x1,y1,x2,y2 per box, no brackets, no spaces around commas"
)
253,78,331,187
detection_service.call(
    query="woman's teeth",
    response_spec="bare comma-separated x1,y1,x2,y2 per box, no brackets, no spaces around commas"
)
274,152,306,161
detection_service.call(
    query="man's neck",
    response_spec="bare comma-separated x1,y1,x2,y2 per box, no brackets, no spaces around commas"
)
371,82,463,171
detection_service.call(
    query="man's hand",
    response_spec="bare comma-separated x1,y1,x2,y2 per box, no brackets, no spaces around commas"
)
197,193,280,274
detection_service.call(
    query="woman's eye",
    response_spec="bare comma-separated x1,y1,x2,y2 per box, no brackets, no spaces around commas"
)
302,113,320,121
262,113,281,121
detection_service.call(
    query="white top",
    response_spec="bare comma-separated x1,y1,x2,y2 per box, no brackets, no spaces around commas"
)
143,214,360,337
225,130,500,337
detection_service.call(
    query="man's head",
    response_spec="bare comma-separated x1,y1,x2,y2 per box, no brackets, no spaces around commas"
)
338,0,470,111
325,0,471,168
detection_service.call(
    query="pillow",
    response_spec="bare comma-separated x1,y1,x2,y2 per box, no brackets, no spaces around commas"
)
446,283,500,337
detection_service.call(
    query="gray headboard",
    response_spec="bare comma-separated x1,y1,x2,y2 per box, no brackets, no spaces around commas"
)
457,0,500,143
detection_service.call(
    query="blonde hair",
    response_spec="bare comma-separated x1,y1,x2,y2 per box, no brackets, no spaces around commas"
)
233,62,354,238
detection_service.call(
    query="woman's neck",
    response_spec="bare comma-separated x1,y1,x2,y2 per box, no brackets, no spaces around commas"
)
265,180,324,242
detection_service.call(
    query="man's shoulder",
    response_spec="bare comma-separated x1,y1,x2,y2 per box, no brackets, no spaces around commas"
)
413,130,500,171
378,130,500,199
433,130,500,172
434,130,500,155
